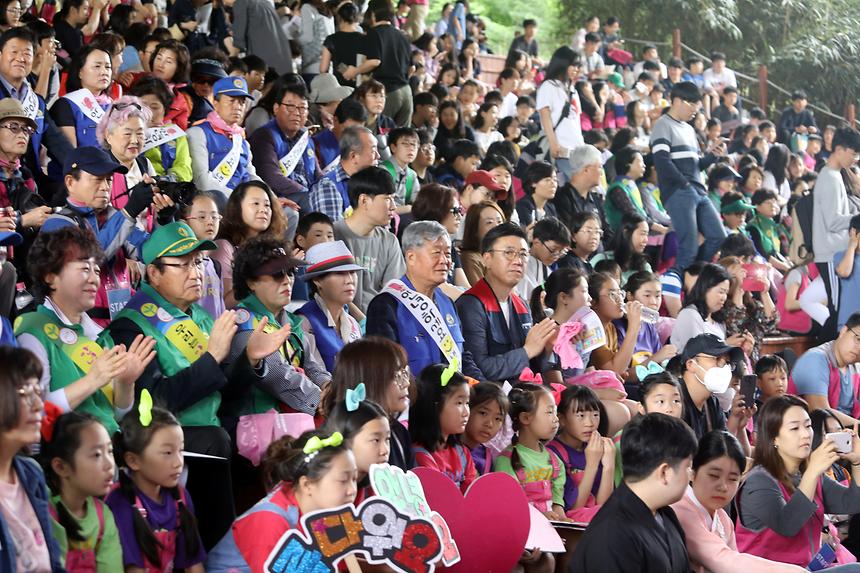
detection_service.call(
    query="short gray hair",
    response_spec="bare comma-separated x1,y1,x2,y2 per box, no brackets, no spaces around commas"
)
339,125,374,159
568,144,603,175
401,220,450,254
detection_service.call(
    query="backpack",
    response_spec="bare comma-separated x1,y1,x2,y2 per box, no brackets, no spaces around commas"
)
790,191,815,265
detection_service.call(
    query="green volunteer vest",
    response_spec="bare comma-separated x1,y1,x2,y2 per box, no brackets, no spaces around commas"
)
381,159,417,204
14,305,119,434
605,176,647,229
113,283,218,427
232,293,305,416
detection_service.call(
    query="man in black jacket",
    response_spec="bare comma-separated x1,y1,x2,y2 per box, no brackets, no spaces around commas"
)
778,89,818,145
550,143,612,246
570,413,697,572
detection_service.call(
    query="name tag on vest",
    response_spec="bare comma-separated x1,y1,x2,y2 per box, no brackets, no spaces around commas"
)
42,322,104,374
211,133,244,187
64,89,106,123
383,279,462,369
137,301,209,364
278,130,309,177
143,124,185,153
21,87,40,121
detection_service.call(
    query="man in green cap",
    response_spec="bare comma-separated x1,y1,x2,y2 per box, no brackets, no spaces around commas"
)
719,191,755,236
105,221,291,548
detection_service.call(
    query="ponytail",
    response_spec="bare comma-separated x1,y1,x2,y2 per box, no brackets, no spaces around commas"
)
117,468,163,568
529,283,548,323
171,486,201,560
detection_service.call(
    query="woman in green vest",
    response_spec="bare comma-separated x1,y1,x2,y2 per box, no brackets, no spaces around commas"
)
604,146,669,236
224,235,332,422
15,225,156,435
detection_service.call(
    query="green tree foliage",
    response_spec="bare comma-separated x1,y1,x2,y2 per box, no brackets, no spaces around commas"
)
428,0,858,120
556,0,859,119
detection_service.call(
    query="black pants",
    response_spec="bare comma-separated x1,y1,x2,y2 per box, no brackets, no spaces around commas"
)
183,425,235,551
816,261,839,343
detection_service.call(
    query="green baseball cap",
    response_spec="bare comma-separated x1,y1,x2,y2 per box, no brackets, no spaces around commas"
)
142,222,217,265
607,72,624,89
720,197,755,215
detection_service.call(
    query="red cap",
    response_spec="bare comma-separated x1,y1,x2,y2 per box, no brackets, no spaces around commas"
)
464,169,505,192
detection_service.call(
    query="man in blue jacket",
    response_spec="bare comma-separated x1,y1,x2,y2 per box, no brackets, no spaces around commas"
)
48,146,174,323
366,220,483,379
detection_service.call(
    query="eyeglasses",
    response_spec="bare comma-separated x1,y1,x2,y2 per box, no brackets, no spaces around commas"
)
601,289,624,302
420,144,436,153
0,122,34,135
489,249,529,261
160,258,205,272
17,383,43,408
393,366,411,388
540,240,567,257
6,7,21,14
185,213,222,222
848,326,860,345
279,102,309,115
694,354,735,370
578,226,603,236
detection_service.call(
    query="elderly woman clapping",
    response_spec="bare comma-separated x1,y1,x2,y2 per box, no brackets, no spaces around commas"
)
96,95,176,229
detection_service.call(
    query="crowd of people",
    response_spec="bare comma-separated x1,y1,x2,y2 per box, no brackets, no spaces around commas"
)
2,0,860,571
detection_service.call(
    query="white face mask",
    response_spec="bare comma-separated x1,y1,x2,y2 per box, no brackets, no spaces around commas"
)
715,386,736,412
695,362,733,395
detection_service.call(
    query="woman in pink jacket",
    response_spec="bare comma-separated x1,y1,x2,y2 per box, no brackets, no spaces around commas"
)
672,430,806,573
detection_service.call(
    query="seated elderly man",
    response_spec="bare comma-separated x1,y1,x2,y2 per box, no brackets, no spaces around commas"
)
50,146,170,325
187,76,261,198
366,220,484,379
105,221,290,548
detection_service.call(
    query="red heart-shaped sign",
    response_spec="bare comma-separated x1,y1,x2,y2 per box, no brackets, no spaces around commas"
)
413,469,529,573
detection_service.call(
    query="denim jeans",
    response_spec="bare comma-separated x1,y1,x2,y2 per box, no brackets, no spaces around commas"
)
664,185,727,273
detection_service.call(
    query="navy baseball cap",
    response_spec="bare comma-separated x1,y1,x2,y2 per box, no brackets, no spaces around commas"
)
213,76,252,99
0,231,22,246
63,146,128,176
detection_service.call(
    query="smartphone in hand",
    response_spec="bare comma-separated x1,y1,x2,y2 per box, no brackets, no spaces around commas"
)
740,375,758,409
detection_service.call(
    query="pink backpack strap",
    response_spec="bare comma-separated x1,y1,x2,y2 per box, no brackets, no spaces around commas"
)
93,498,106,548
500,446,528,483
547,448,561,480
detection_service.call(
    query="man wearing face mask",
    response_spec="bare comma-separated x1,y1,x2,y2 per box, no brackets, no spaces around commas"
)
679,334,752,452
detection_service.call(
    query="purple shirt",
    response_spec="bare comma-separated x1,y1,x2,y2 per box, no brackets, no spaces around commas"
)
105,484,206,570
613,319,662,356
546,439,602,510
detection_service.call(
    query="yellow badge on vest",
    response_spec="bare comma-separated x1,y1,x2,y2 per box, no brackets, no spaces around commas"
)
165,320,209,364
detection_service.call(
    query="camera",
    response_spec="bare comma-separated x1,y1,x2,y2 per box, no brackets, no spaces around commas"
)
154,177,197,208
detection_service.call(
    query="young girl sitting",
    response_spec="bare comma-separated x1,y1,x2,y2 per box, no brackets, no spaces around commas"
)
41,412,123,571
494,383,567,521
590,213,653,283
106,397,206,573
625,269,676,345
530,267,593,381
462,382,508,475
323,388,391,501
547,385,615,520
409,363,477,493
205,430,357,572
619,271,678,376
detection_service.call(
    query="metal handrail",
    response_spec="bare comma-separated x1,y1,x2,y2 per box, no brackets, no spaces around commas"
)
675,40,847,123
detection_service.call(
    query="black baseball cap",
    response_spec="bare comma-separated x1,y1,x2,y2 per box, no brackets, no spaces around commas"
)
681,333,743,363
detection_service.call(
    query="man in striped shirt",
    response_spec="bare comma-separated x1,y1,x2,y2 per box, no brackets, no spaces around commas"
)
650,81,726,273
